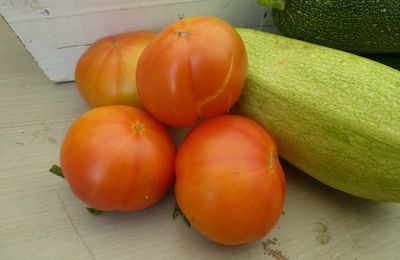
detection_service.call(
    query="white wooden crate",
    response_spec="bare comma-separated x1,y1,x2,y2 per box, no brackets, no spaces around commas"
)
0,0,274,82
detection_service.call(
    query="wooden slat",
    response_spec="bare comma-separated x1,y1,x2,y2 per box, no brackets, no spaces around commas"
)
0,0,269,82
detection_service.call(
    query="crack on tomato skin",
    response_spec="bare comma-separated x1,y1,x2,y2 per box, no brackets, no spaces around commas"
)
268,151,275,170
186,44,199,119
196,54,234,115
226,93,233,113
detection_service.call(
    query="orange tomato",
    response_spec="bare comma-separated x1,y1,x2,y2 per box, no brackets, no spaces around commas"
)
175,115,286,245
60,106,176,212
75,31,156,108
136,16,247,126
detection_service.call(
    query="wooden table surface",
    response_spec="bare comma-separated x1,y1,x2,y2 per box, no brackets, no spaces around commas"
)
1,17,399,260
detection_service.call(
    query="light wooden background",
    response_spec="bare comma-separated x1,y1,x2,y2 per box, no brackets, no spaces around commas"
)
1,16,400,260
0,0,270,82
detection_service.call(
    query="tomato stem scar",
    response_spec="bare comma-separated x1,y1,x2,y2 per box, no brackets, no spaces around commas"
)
133,123,143,132
178,31,190,37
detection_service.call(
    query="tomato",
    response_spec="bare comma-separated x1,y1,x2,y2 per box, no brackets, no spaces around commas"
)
75,31,156,108
60,106,176,212
136,16,247,126
175,115,286,245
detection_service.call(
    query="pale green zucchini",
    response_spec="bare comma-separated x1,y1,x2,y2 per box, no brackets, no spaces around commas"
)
235,28,400,202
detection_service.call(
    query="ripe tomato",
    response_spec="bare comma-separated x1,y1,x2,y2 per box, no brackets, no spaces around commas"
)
60,106,176,212
136,16,247,126
75,31,156,108
175,115,286,245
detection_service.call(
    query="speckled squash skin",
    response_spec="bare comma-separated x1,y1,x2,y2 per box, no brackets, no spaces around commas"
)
271,0,400,53
235,28,400,202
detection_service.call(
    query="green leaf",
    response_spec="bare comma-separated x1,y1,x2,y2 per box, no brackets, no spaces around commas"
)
86,207,104,215
173,202,191,228
49,164,64,178
257,0,286,10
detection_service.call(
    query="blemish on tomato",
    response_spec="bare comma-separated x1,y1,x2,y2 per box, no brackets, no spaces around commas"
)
112,42,121,48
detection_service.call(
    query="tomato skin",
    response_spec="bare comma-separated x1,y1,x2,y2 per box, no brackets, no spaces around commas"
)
136,16,247,126
175,115,285,245
75,31,156,108
60,106,176,212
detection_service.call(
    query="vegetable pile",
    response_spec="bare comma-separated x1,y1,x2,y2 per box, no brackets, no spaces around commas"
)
50,0,400,246
51,16,285,246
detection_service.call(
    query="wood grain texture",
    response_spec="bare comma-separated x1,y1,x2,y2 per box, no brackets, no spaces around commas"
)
0,16,400,260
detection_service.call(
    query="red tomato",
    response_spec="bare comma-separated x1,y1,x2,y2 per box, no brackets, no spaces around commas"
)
136,16,247,126
60,106,176,212
75,31,156,108
175,115,286,245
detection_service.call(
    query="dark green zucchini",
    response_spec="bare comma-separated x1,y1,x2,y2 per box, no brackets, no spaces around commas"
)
258,0,400,53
